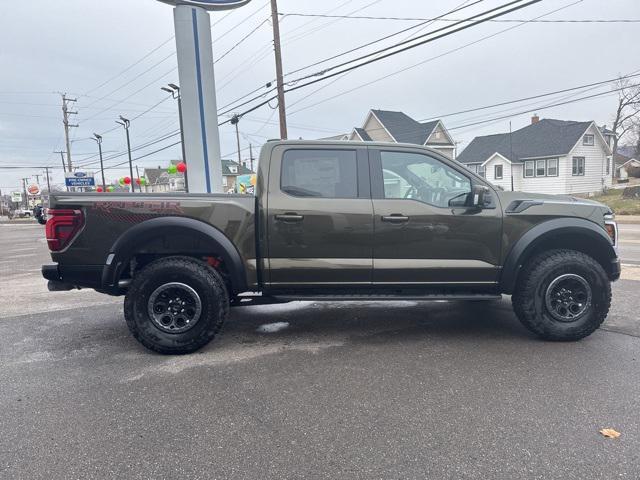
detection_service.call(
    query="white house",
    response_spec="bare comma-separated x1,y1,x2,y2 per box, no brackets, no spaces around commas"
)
457,116,613,195
326,109,457,159
614,153,640,180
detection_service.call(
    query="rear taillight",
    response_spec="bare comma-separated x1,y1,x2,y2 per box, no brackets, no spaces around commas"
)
46,209,84,252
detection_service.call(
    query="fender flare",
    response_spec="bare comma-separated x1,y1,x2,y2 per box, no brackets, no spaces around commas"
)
101,216,247,293
500,217,616,294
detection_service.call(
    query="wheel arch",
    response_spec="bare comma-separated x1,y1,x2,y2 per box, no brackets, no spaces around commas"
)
102,216,248,294
500,217,617,294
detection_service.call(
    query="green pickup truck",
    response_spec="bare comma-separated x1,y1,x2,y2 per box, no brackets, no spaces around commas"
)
43,140,620,354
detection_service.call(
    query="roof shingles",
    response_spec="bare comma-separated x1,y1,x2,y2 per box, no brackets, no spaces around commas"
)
457,119,594,164
371,109,439,145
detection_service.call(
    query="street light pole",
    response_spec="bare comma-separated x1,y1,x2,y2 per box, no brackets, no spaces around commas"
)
116,116,135,193
93,133,106,191
231,115,242,165
162,83,189,192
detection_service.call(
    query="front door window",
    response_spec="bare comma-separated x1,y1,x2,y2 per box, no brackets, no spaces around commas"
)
380,151,471,208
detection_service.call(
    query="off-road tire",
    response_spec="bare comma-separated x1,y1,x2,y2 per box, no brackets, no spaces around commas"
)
512,249,611,341
124,256,229,354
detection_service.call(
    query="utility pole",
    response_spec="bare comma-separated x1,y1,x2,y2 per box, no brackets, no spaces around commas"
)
55,151,66,174
54,150,69,191
44,167,51,195
231,115,242,165
509,121,514,192
161,84,189,192
136,166,144,193
249,143,254,172
61,93,78,171
21,177,30,209
116,116,136,193
270,0,288,139
93,133,106,191
34,174,41,186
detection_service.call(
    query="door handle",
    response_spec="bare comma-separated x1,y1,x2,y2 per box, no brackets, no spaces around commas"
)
381,214,409,223
275,213,304,223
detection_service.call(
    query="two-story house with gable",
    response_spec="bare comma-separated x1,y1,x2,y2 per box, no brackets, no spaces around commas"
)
330,109,457,159
456,116,613,195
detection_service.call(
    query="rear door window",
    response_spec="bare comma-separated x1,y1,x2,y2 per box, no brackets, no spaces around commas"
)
281,149,358,198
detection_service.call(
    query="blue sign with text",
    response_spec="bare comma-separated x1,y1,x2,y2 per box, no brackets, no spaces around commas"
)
65,172,95,187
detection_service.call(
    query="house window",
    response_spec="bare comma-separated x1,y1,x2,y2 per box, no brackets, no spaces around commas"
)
547,158,558,177
478,165,486,178
524,161,534,178
606,157,611,175
583,134,594,146
467,164,478,173
494,165,503,179
536,159,546,177
572,156,585,176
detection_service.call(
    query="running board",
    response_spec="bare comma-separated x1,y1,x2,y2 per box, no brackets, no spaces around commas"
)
271,293,502,302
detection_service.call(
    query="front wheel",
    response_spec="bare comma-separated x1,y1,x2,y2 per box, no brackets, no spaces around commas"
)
124,256,229,354
512,249,611,341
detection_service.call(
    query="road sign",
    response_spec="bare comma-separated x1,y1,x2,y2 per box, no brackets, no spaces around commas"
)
27,184,41,196
157,0,252,9
11,192,22,203
65,171,95,187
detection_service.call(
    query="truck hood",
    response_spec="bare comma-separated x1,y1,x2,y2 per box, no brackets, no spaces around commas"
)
494,190,612,220
496,190,609,209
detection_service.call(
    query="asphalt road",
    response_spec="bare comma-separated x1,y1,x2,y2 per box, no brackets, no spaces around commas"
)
2,222,640,479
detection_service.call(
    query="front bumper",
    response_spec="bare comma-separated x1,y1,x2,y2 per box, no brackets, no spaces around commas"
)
610,257,621,282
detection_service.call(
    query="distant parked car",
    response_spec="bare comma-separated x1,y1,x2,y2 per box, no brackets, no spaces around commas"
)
12,208,32,218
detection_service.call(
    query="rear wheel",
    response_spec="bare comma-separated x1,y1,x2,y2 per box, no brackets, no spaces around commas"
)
124,256,229,354
512,249,611,341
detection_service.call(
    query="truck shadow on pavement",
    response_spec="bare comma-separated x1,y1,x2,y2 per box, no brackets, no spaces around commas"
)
221,298,533,347
6,298,542,368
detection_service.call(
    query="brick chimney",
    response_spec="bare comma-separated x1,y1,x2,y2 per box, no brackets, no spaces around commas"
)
531,114,540,124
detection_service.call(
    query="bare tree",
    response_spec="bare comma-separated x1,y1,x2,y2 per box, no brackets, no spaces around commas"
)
611,77,640,180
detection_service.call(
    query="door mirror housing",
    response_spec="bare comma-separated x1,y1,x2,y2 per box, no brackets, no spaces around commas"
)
469,185,490,208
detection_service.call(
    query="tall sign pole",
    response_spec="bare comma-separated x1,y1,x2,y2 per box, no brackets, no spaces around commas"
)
157,0,253,194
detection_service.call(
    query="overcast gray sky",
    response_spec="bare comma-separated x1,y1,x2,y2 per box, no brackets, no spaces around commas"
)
0,0,638,192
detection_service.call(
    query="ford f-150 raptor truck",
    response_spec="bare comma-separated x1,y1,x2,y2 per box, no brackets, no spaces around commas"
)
42,140,621,354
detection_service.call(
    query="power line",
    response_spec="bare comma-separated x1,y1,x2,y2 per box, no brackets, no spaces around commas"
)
214,17,270,63
422,72,640,121
218,0,546,124
278,12,640,23
287,0,542,86
288,0,584,116
283,0,486,79
448,84,639,131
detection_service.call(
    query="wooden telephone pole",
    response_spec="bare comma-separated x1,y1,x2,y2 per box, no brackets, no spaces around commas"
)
270,0,288,139
61,94,78,171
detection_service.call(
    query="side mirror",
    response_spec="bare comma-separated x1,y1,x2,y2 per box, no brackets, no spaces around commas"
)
470,185,490,208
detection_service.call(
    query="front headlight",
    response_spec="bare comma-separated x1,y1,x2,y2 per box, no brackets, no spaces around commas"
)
604,213,618,247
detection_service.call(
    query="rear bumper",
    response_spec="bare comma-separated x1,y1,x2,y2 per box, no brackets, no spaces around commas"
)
42,264,105,290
